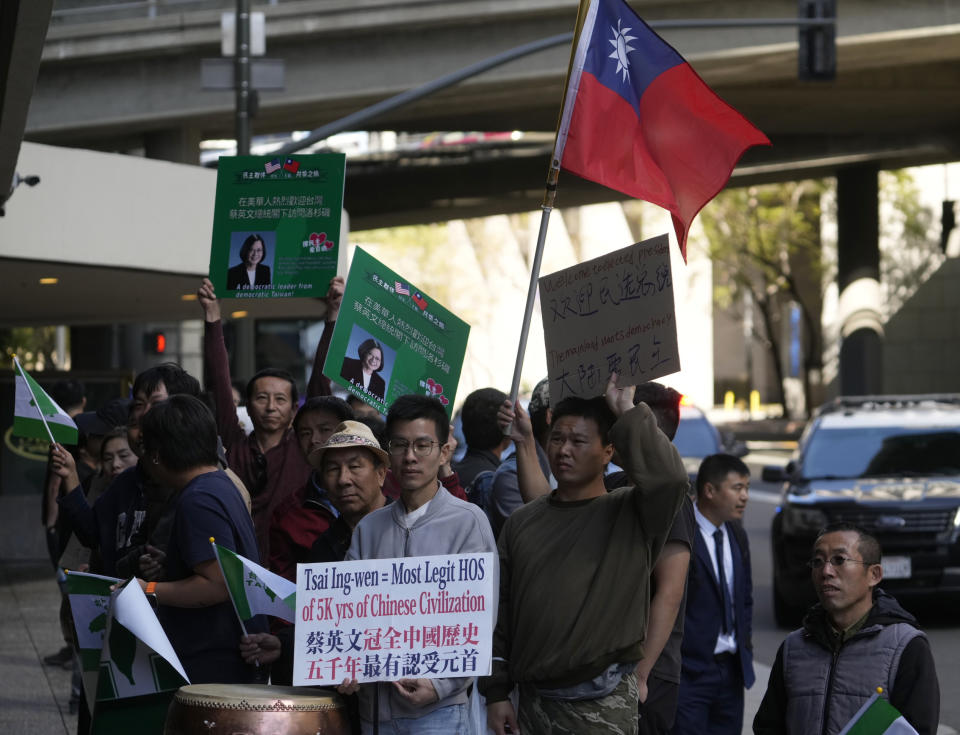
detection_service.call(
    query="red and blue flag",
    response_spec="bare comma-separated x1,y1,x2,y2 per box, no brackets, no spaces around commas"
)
283,157,300,173
553,0,770,260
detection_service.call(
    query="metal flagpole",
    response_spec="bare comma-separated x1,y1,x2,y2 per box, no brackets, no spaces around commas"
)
506,0,590,407
508,173,558,406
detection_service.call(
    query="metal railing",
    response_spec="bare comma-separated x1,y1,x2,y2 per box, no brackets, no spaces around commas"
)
51,0,279,24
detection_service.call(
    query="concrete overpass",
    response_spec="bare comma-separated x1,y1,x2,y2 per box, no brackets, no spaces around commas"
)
4,0,960,397
24,0,960,226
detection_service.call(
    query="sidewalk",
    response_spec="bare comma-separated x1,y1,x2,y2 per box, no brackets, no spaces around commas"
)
0,558,77,735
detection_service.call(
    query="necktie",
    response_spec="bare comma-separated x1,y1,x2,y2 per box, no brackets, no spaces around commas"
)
714,528,734,635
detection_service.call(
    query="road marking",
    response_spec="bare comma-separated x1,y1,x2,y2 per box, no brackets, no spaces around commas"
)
749,490,781,505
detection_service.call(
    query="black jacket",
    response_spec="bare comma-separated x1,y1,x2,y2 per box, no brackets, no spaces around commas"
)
754,588,940,735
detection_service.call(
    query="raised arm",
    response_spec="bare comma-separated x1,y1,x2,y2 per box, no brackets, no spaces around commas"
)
498,399,550,503
198,278,245,451
306,276,344,398
606,375,687,539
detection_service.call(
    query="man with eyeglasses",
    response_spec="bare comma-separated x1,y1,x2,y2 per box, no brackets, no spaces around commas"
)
339,394,497,734
754,522,939,735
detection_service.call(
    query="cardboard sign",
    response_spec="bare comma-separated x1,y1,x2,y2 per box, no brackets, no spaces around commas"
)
292,553,495,685
539,234,680,400
322,248,470,415
209,153,345,299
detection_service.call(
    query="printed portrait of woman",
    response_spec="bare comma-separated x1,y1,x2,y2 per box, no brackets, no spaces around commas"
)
226,234,271,290
340,337,387,401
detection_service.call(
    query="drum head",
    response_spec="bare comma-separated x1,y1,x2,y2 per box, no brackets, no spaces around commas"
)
173,684,343,711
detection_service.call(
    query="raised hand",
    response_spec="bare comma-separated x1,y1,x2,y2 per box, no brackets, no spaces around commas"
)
498,399,533,445
197,278,221,322
604,372,635,417
49,443,81,491
324,276,345,322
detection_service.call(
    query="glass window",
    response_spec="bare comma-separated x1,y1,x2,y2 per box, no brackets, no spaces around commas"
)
802,427,960,479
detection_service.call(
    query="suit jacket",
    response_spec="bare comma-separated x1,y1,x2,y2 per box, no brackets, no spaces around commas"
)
340,357,386,401
681,519,755,688
226,262,271,290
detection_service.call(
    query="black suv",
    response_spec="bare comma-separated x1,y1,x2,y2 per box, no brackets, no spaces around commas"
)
765,394,960,627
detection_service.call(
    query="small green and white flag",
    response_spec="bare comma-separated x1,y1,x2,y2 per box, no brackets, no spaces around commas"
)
837,690,919,735
96,580,188,703
12,356,78,444
213,541,296,623
66,571,120,713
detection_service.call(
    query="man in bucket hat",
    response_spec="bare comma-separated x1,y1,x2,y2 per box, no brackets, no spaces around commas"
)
239,420,391,692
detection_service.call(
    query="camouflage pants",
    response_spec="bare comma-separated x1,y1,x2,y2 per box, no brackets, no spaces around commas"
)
519,672,639,735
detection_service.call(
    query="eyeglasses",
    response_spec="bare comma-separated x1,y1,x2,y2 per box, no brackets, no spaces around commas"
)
807,555,877,570
387,439,439,457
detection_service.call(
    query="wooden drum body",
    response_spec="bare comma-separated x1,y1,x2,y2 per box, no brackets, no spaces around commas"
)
164,684,350,735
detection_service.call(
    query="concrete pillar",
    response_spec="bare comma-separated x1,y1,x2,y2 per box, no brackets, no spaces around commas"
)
836,165,883,395
143,127,202,165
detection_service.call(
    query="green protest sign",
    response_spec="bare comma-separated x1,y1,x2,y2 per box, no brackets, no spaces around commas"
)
209,153,345,299
322,248,470,415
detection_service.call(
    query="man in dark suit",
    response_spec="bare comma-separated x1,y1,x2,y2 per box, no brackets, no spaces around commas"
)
674,453,754,735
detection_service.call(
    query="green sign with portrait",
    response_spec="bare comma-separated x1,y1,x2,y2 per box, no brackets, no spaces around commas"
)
322,248,470,416
208,153,345,299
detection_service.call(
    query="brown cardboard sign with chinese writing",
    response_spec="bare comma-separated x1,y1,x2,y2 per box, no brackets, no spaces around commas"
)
538,234,680,401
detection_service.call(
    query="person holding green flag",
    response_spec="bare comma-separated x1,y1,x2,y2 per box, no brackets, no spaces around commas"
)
754,524,939,735
130,394,265,684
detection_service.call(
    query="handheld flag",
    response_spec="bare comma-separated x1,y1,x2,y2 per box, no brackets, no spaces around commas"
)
837,689,919,735
12,356,78,444
66,571,121,713
96,581,188,702
212,540,296,624
552,0,770,259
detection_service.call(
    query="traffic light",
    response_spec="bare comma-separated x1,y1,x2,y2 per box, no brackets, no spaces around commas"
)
798,0,836,81
144,331,167,354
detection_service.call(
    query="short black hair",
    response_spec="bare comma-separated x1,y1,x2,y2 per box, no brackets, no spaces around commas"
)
815,522,882,565
460,387,508,451
386,395,449,444
140,395,218,472
133,363,201,400
50,379,85,412
239,234,266,262
550,396,616,445
231,379,247,406
633,382,681,441
695,453,750,496
293,396,353,431
246,368,298,405
357,338,385,373
357,414,388,449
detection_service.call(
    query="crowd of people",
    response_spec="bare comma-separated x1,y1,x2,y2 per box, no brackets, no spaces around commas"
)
38,275,940,735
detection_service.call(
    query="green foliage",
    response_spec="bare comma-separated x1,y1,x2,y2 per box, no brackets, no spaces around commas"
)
700,180,827,411
701,180,826,312
354,224,454,307
879,170,941,317
0,327,62,370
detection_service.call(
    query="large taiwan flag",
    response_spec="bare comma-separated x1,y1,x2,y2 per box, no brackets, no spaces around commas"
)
553,0,770,260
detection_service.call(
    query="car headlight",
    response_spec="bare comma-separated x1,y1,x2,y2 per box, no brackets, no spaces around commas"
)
782,505,828,535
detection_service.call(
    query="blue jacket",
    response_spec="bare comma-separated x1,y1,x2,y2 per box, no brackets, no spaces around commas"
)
680,519,755,688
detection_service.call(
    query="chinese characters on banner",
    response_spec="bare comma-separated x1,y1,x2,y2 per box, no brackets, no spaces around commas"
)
292,553,495,686
208,153,345,299
321,248,470,416
539,234,680,400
